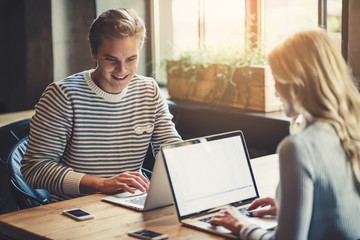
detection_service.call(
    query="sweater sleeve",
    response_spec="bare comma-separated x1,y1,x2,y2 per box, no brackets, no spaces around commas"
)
239,224,275,240
150,80,182,157
21,83,85,195
239,136,315,240
273,137,314,240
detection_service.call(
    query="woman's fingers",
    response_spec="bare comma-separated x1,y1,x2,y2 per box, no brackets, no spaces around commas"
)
208,207,244,234
247,197,275,211
251,207,277,217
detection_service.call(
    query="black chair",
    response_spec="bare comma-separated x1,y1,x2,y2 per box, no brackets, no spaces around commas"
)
0,150,19,214
7,136,49,208
0,118,49,210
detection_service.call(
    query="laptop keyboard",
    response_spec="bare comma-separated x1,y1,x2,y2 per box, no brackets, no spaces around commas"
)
126,196,146,206
199,206,251,223
199,216,213,223
239,207,253,216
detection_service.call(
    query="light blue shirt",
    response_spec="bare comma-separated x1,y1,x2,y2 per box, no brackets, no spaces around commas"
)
240,122,360,240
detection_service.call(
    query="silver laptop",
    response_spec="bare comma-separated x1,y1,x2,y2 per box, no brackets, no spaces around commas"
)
161,130,277,239
102,153,173,211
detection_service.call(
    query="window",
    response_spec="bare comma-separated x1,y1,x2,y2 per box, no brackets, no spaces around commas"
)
265,0,342,52
171,0,198,52
265,0,318,53
171,0,245,52
157,0,343,83
327,0,342,52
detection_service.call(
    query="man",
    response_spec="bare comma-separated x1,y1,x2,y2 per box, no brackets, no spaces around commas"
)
21,8,181,202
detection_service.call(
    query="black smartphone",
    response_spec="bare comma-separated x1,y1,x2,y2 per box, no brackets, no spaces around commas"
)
128,228,168,240
62,208,95,221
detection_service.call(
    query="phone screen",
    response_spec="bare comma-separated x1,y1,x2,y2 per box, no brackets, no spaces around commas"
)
62,208,94,221
132,229,163,238
66,209,91,217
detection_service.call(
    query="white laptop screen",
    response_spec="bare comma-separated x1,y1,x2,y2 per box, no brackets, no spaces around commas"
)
162,132,258,218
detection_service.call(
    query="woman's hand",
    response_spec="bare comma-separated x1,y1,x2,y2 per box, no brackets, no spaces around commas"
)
80,171,150,194
247,197,277,217
208,197,277,235
208,207,246,235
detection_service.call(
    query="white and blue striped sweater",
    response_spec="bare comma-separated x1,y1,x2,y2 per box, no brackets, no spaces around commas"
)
21,70,181,202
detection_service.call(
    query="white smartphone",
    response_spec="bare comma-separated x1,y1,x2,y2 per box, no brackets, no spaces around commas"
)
62,208,95,221
128,228,168,240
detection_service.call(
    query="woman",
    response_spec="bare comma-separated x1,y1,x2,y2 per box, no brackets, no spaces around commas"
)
209,28,360,239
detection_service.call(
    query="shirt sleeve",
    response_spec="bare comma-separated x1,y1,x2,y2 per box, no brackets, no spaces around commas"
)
274,136,314,239
239,136,314,240
150,80,182,157
239,224,275,240
21,83,85,195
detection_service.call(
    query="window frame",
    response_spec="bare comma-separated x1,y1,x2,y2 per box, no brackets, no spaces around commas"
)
151,0,343,82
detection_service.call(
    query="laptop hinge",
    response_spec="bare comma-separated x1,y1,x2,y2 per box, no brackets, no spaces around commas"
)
188,204,231,219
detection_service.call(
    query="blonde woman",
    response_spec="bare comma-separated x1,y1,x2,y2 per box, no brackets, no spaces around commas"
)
209,28,360,239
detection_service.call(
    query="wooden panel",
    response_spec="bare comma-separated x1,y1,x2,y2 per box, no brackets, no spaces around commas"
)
348,0,360,86
167,62,282,112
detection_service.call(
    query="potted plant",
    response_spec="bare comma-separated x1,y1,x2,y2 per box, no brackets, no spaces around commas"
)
165,31,282,112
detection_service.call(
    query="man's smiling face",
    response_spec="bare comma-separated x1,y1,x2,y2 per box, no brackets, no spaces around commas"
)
91,36,139,94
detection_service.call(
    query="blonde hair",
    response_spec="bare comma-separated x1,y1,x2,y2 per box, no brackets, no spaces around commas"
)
268,28,360,184
89,8,146,54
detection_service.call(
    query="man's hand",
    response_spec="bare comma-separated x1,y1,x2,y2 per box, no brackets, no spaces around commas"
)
80,171,150,194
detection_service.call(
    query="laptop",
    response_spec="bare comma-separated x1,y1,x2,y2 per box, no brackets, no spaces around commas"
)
161,130,277,239
102,153,173,211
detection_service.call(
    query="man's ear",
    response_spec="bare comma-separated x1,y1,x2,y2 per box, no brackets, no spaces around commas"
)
90,48,97,61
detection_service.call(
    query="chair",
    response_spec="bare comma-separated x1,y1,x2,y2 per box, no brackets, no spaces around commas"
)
0,152,19,214
0,118,49,210
7,136,49,208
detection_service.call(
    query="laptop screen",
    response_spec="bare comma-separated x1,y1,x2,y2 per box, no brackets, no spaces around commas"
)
161,131,259,218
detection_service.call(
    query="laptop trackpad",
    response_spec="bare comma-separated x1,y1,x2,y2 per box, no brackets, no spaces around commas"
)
111,189,146,198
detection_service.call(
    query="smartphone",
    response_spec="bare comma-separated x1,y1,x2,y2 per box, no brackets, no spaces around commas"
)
128,228,168,240
62,208,95,221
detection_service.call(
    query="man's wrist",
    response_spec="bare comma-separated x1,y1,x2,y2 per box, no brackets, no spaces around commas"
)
79,175,103,193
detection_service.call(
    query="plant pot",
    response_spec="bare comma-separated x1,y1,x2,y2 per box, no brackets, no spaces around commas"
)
166,61,282,112
217,66,282,112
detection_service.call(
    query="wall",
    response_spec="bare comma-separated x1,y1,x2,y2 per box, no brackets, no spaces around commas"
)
0,0,53,113
0,0,148,113
52,0,150,83
52,0,95,82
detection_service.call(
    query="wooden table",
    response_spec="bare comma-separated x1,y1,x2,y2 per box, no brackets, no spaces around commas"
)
0,154,279,240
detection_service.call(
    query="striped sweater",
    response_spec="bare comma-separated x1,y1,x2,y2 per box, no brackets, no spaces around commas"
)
21,70,181,202
240,122,360,240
